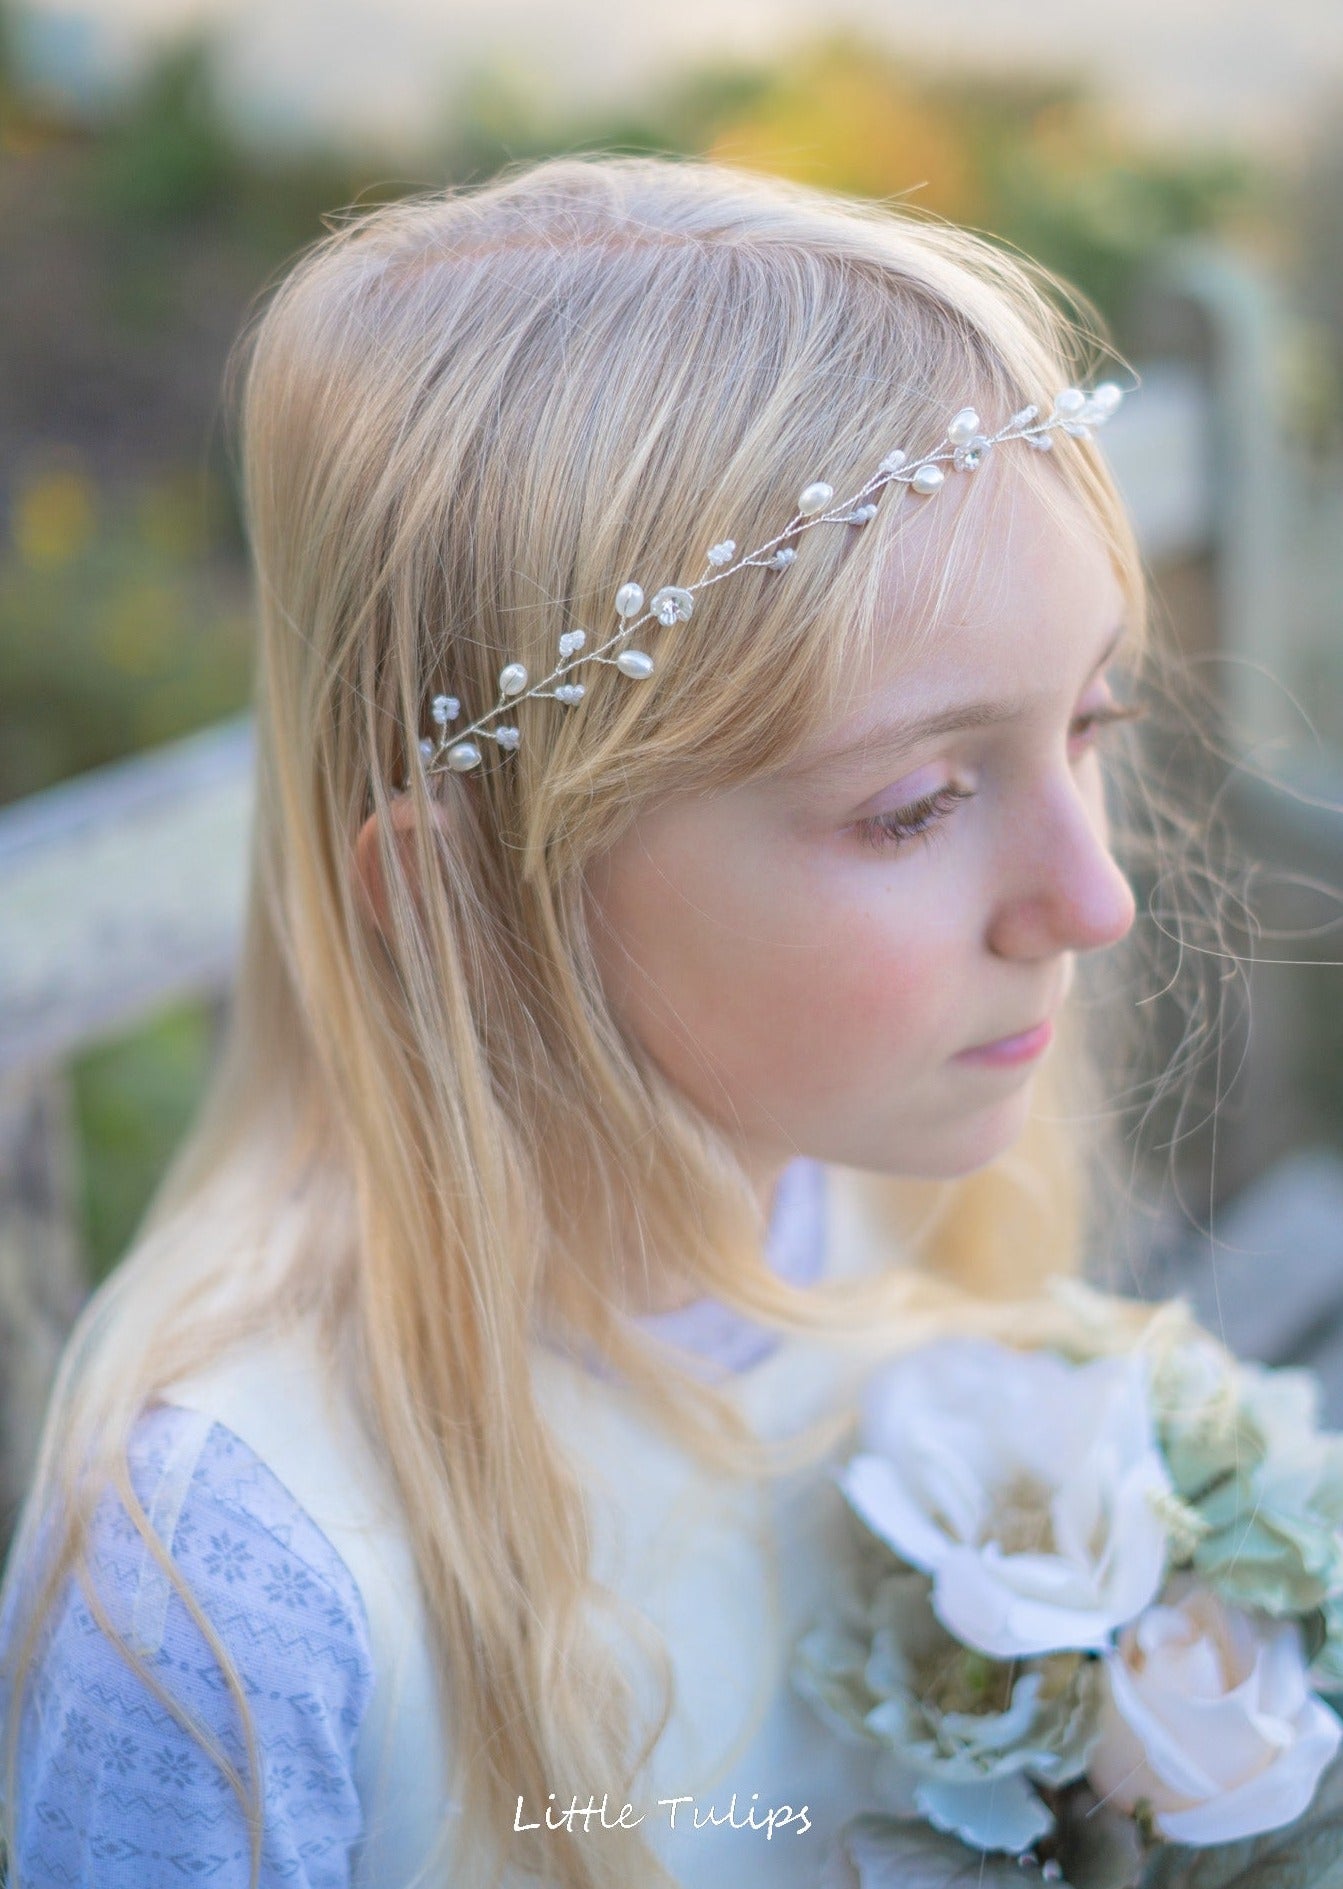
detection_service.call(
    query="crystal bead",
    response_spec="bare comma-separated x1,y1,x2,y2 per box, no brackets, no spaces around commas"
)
499,662,528,696
418,738,435,762
554,683,585,706
447,741,482,771
798,481,834,514
431,694,459,725
558,629,586,657
493,726,521,749
615,583,644,617
911,464,945,495
947,407,981,445
649,586,694,627
616,650,654,679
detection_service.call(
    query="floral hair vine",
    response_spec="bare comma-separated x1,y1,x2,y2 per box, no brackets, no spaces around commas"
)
409,379,1127,785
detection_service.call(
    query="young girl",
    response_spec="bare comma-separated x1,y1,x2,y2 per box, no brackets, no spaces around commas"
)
0,153,1181,1887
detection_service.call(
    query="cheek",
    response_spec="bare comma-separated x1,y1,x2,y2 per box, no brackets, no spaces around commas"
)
595,824,956,1108
721,901,951,1098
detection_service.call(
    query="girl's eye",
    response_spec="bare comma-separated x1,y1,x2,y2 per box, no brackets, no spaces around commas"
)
853,783,976,853
1070,699,1147,748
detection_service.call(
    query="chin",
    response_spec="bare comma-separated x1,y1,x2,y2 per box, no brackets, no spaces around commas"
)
859,1085,1037,1180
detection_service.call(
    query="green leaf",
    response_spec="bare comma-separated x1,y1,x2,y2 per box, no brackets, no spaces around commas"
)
825,1815,1070,1888
1137,1756,1343,1889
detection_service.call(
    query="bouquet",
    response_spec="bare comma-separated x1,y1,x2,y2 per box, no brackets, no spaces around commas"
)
792,1286,1343,1888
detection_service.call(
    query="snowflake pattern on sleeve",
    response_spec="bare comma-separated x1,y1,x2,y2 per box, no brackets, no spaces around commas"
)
0,1402,376,1886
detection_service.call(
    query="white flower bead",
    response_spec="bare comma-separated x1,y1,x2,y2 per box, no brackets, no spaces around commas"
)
499,662,528,696
615,583,644,617
846,503,878,524
947,407,981,445
557,629,586,657
554,683,585,706
431,694,459,725
707,540,736,566
493,725,521,749
879,449,907,473
616,650,654,679
910,464,945,495
768,547,796,569
447,741,482,771
1053,387,1087,414
798,481,834,515
649,586,694,627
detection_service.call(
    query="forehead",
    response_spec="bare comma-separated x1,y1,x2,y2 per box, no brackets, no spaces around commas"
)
783,467,1125,771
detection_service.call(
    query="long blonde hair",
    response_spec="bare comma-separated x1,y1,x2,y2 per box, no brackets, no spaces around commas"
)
3,154,1166,1887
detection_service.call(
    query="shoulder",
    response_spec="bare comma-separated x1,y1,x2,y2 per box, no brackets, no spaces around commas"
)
0,1401,375,1887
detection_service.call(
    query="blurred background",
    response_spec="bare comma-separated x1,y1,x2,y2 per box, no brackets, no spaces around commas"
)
1,0,1342,1521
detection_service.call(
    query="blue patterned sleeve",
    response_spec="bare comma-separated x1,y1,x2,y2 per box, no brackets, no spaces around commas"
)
0,1402,376,1886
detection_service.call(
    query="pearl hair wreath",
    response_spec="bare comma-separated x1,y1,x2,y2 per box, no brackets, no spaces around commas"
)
408,380,1126,785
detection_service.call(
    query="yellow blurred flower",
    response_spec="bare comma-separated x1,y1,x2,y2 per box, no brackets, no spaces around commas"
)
13,467,98,568
706,43,982,222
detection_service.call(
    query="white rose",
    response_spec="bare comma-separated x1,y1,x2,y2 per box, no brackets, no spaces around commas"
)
837,1338,1173,1659
1089,1577,1343,1845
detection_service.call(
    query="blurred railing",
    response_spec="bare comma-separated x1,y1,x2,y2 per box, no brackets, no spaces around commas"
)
2,243,1342,1530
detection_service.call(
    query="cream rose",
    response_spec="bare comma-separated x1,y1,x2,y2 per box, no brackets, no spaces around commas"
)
1089,1578,1343,1845
837,1338,1173,1659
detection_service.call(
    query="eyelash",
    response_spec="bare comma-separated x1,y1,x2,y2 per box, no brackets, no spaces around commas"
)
853,700,1148,854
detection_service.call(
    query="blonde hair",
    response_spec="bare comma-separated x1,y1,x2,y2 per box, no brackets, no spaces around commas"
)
3,154,1170,1887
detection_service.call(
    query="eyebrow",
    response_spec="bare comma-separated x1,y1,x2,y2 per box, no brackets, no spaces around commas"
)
778,618,1130,781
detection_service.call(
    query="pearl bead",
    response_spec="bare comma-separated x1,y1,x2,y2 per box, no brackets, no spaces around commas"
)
911,464,945,495
649,586,694,627
430,694,459,725
1090,382,1124,414
616,650,654,679
1053,387,1086,414
947,408,981,445
499,662,528,696
798,481,834,515
447,741,482,771
615,583,644,617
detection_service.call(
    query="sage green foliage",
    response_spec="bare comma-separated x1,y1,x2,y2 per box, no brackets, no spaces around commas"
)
1137,1751,1343,1889
1149,1341,1343,1670
793,1537,1099,1852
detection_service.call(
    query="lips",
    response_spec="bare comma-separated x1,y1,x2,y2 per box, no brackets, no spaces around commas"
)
954,1017,1054,1066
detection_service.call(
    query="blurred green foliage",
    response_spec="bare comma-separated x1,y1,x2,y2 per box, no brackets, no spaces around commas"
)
70,1000,219,1287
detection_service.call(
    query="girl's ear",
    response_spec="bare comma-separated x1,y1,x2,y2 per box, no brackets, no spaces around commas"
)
353,790,450,935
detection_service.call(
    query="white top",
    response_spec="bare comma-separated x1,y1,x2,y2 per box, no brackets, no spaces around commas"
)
160,1163,901,1886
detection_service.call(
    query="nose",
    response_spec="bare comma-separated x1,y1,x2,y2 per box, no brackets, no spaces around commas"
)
987,777,1137,962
